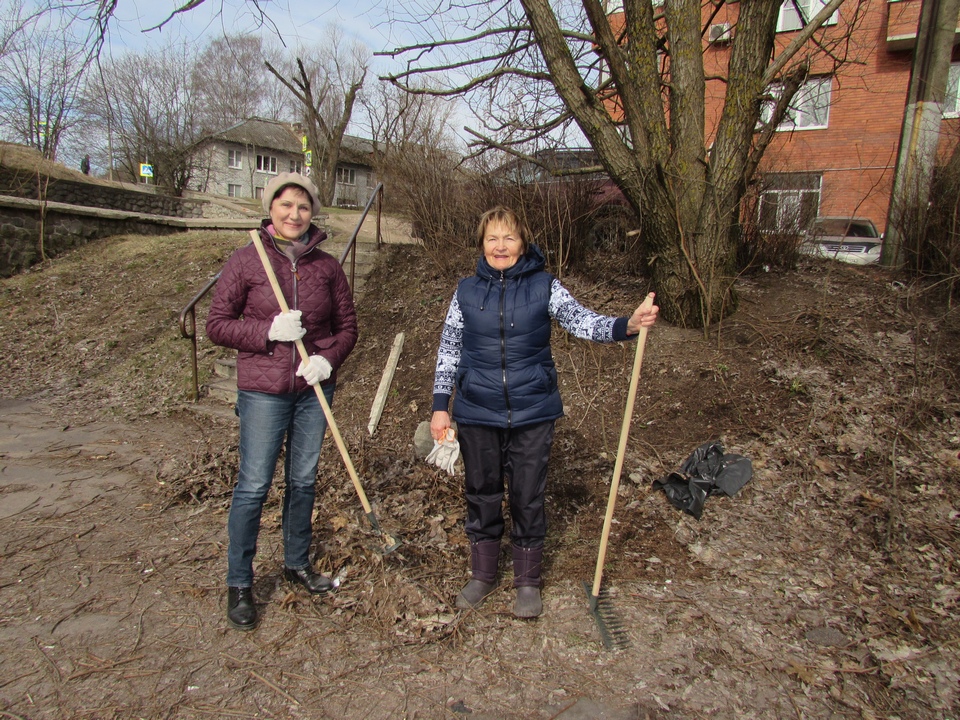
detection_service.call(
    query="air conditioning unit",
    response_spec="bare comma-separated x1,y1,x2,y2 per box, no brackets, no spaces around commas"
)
709,23,732,43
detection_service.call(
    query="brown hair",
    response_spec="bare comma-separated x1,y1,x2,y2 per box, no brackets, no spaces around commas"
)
476,206,531,255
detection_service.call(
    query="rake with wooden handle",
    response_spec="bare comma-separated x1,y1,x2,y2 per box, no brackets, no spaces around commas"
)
584,291,655,648
249,230,400,554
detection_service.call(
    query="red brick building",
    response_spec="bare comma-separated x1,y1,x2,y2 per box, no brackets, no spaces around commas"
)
609,0,960,235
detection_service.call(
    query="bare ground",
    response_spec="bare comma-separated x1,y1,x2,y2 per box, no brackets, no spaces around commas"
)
0,215,959,719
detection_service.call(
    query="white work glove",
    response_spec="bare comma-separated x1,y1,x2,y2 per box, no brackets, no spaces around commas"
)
426,428,460,476
268,310,306,342
296,355,332,385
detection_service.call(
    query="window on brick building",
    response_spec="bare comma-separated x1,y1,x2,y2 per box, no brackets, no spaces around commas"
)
290,159,303,173
336,167,356,185
757,173,821,234
227,184,242,197
256,155,278,174
228,149,242,169
777,0,838,33
946,62,960,117
762,77,832,130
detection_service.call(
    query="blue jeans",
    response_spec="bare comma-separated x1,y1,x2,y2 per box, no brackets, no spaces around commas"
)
226,385,334,588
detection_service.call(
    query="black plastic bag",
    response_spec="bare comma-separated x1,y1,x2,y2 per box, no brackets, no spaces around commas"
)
652,441,752,519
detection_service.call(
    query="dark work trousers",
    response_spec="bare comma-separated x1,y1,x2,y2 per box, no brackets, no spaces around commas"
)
458,420,555,549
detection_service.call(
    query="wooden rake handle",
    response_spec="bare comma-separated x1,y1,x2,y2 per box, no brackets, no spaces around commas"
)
590,292,656,599
248,230,374,516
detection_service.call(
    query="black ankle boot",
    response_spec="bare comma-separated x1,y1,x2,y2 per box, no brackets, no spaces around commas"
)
227,587,258,630
284,566,334,595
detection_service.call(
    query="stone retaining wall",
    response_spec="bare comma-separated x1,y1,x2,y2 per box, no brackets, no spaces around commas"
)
0,200,181,278
0,166,204,218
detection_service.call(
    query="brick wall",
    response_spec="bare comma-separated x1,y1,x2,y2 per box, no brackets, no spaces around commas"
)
703,0,960,234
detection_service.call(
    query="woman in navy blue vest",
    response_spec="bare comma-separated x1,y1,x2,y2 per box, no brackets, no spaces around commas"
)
430,206,658,618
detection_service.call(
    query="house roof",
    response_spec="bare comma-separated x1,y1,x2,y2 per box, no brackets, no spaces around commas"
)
208,118,375,168
340,136,374,165
212,117,302,153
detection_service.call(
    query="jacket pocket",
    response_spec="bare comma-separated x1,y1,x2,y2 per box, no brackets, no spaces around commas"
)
456,368,473,400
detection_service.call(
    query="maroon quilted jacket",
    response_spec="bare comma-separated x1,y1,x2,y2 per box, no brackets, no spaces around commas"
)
206,222,358,395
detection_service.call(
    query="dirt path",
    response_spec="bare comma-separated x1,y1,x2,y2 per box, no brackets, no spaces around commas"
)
3,396,946,719
323,210,417,246
0,400,654,719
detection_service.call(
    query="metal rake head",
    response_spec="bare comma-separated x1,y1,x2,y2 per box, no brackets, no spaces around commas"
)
583,581,631,650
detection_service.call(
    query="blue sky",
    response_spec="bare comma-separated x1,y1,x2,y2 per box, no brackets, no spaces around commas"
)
106,0,418,61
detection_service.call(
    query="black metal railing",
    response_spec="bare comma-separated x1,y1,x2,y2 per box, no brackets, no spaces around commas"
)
178,183,385,402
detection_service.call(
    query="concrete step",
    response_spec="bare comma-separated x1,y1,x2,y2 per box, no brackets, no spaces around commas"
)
207,377,238,406
214,357,236,380
186,400,238,424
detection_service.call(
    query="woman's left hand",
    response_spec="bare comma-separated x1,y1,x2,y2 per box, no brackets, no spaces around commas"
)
626,292,659,335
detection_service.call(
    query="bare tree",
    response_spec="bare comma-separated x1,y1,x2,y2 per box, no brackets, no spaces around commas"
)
359,80,474,233
0,11,91,161
361,79,459,158
265,27,368,207
193,34,290,131
0,1,36,59
85,40,205,194
378,0,862,328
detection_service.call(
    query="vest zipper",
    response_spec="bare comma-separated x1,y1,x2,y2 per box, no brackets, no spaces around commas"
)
498,271,512,426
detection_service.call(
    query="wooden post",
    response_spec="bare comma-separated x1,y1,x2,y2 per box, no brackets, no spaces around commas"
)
368,332,405,436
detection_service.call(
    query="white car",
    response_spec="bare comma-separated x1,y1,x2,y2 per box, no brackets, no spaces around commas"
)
800,217,883,265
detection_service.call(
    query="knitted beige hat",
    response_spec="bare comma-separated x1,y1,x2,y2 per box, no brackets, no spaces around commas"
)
262,172,321,215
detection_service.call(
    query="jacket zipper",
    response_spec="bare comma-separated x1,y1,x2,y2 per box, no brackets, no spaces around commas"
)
289,258,300,388
267,231,320,392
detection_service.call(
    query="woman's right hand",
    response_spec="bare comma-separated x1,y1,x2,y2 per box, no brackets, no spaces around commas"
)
431,411,451,442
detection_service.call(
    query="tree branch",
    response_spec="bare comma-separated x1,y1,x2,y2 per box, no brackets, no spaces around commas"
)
763,0,847,85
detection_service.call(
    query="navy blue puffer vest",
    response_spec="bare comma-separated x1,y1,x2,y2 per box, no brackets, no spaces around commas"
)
452,245,564,428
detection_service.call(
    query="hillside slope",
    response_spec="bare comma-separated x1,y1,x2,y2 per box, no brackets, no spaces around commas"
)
1,228,958,718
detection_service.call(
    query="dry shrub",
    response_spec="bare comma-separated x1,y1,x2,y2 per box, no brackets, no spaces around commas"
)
386,154,640,278
737,189,803,272
921,158,960,299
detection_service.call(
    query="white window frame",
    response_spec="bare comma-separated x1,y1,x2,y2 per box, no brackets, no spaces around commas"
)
336,167,356,186
289,159,303,174
757,175,822,234
227,183,242,197
945,62,960,118
762,77,833,131
256,154,278,174
777,0,839,33
228,149,242,169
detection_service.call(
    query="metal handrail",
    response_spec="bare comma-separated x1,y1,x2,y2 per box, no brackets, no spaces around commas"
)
338,183,384,290
178,182,385,402
178,273,221,402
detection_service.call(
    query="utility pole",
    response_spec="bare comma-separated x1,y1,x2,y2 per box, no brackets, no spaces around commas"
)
882,0,960,268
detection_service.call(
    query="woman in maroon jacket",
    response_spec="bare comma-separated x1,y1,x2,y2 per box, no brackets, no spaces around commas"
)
207,173,358,631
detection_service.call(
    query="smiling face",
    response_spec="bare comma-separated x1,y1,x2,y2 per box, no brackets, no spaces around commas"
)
269,186,313,241
483,219,524,271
